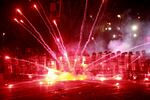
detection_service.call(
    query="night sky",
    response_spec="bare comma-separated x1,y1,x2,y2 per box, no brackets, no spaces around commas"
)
0,0,150,51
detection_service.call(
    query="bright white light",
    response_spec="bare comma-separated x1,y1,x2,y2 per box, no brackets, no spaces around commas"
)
117,14,121,18
28,74,32,79
115,83,119,86
108,27,112,31
59,56,62,61
8,84,14,88
2,33,6,36
64,52,68,58
74,59,77,62
5,56,10,60
115,76,122,80
53,20,57,26
133,76,137,80
115,83,120,89
105,27,108,31
144,77,149,81
113,34,116,39
20,20,24,23
14,18,19,23
108,22,111,25
133,33,137,38
51,61,55,66
33,4,37,9
91,37,94,40
131,25,138,31
99,77,106,81
39,81,43,85
16,9,22,14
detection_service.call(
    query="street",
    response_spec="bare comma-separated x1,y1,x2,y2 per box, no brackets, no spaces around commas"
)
0,80,150,100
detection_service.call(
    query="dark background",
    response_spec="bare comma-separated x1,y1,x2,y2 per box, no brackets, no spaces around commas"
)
0,0,150,51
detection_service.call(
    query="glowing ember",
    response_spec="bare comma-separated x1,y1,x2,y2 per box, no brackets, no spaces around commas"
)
98,77,106,81
115,83,119,86
33,4,37,9
39,81,43,85
28,74,33,79
144,78,149,81
5,56,10,60
8,84,14,89
20,19,24,23
114,75,122,81
43,68,87,85
53,20,57,26
14,18,19,23
16,9,22,14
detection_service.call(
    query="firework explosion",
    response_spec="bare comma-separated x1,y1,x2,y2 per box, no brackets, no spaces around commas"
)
12,0,150,85
12,0,105,84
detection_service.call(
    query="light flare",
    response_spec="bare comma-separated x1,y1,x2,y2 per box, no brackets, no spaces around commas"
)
114,75,122,80
14,18,19,23
8,84,14,89
81,0,105,56
53,20,57,26
20,19,24,23
16,9,22,14
5,56,10,60
33,4,37,9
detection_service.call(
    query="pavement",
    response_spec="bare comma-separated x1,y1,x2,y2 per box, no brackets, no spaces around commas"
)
0,80,150,100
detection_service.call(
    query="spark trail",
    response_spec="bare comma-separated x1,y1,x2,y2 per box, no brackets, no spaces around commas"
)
14,18,50,54
127,56,140,67
74,0,88,69
75,0,88,56
35,2,66,54
16,9,60,65
52,20,71,71
33,4,67,64
81,0,105,56
34,3,70,71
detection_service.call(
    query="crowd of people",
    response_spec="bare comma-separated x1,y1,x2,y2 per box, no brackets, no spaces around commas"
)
2,49,150,80
85,50,150,80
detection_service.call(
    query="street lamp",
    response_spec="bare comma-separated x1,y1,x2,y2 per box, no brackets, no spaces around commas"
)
133,33,137,38
117,14,121,19
131,24,138,38
108,27,112,31
113,34,116,39
131,24,138,31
